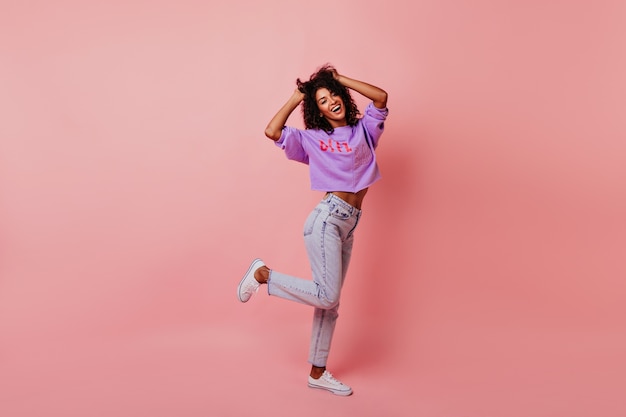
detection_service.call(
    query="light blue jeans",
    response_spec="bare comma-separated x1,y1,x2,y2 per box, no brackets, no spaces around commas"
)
267,193,361,367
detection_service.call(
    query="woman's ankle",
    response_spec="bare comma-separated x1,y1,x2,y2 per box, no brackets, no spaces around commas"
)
254,266,269,284
310,365,326,379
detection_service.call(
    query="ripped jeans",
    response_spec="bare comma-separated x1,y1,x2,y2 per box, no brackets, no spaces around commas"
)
267,193,362,367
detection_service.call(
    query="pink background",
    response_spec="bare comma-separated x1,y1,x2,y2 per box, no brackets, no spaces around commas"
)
1,1,625,416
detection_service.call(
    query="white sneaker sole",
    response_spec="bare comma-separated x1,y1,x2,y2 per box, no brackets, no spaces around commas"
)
307,382,353,396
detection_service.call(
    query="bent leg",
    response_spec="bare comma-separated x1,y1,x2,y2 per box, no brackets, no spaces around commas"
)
267,218,344,309
267,201,348,309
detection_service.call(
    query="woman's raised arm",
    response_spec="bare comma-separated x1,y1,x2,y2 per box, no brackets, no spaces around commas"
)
264,89,305,141
332,70,387,109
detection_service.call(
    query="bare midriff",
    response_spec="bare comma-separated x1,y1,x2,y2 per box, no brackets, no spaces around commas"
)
326,188,368,210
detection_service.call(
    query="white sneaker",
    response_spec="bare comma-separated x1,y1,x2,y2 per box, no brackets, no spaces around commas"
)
308,370,353,396
237,259,265,302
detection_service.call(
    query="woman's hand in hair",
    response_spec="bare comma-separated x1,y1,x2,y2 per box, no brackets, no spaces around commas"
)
293,88,306,102
330,68,343,83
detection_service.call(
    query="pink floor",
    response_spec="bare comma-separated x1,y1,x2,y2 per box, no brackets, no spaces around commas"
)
1,255,624,417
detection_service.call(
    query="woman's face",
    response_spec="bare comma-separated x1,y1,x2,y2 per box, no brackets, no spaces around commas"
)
315,88,347,128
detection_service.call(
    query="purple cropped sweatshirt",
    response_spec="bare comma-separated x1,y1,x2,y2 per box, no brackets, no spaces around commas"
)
275,103,389,193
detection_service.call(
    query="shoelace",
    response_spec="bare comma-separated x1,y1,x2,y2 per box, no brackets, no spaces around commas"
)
323,371,343,386
243,278,259,293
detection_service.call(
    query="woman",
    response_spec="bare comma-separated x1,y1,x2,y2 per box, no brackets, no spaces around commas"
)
237,65,388,396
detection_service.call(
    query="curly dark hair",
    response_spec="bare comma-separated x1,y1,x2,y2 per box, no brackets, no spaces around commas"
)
296,64,360,134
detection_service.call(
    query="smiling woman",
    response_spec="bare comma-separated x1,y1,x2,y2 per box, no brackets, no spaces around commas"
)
238,64,388,396
316,88,346,128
